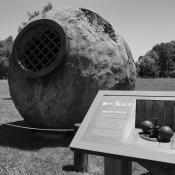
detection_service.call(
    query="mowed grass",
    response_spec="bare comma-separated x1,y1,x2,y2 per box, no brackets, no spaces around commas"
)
135,78,175,91
0,78,175,175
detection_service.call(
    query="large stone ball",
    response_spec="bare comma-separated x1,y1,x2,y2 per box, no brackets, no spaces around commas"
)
8,7,136,129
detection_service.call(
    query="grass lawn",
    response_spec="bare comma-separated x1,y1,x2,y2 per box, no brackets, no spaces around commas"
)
0,78,175,175
135,78,175,91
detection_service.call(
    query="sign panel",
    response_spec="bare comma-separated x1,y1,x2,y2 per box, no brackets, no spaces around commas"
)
70,91,175,164
82,96,135,145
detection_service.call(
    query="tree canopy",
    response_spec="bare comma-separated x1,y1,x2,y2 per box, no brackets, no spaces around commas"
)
0,36,13,79
18,2,53,32
137,41,175,78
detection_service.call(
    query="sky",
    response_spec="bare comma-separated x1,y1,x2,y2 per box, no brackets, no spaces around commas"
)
0,0,174,61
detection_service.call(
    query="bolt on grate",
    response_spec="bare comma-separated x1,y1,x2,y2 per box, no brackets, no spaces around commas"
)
17,25,61,72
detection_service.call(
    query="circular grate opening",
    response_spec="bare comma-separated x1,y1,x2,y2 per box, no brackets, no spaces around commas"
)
13,19,67,77
18,26,61,72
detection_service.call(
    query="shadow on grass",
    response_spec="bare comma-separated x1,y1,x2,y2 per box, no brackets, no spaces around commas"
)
62,165,76,172
0,121,74,150
3,97,12,100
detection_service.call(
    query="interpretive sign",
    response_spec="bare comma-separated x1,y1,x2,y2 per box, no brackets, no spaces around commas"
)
82,95,135,146
70,91,175,164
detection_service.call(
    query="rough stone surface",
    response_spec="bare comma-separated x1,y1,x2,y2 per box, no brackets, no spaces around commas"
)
8,7,136,128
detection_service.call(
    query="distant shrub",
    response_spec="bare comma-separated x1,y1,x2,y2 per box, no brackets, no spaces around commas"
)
0,36,13,79
0,56,9,79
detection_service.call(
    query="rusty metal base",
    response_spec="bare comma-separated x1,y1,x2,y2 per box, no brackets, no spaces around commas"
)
139,133,170,143
139,133,159,142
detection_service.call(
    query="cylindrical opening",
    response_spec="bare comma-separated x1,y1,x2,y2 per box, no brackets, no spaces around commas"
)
12,19,67,78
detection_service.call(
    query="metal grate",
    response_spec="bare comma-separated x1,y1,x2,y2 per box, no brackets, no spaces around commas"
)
17,25,61,72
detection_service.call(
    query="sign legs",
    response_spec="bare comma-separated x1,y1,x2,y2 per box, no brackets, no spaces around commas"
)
73,123,89,172
104,157,132,175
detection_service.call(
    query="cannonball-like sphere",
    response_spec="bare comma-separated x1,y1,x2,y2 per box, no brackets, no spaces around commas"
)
141,120,153,133
159,126,173,140
8,7,136,128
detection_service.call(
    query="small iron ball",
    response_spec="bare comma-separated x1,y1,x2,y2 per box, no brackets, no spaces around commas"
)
141,120,153,134
158,126,173,141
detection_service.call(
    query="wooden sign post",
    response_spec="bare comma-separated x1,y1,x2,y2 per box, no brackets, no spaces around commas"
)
104,157,132,175
73,123,88,172
70,91,175,175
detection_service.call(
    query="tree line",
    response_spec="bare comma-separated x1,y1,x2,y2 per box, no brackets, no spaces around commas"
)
136,41,175,78
0,36,13,79
1,37,175,79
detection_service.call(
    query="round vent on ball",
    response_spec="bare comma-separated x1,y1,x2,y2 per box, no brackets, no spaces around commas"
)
13,19,67,77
